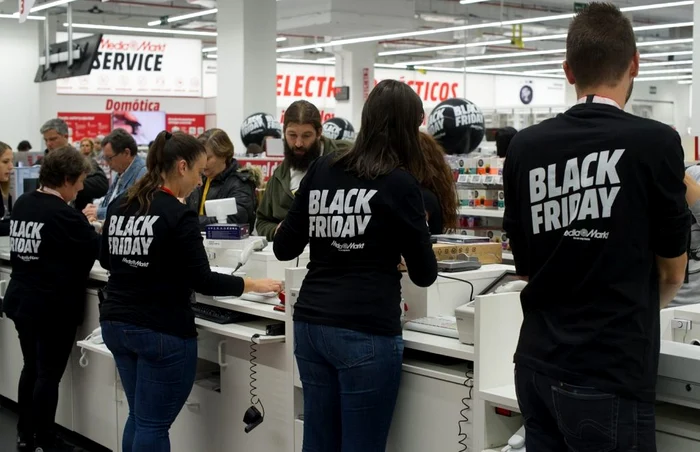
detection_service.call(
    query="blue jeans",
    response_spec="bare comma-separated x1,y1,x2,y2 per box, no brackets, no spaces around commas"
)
294,321,404,452
101,321,197,452
515,365,656,452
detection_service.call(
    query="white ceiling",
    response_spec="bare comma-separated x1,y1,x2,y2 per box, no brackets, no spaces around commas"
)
1,0,694,81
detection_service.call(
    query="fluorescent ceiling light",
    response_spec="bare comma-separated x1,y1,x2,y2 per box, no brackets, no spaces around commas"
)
404,37,693,67
678,80,692,85
277,37,287,42
469,60,565,71
379,22,690,58
63,23,217,37
0,13,44,20
635,75,692,82
147,8,217,27
639,68,692,75
28,0,76,13
642,51,693,58
640,60,693,68
459,0,489,4
276,1,692,53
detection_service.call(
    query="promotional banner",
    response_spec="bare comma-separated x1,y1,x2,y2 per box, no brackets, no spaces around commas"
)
56,33,202,97
165,114,206,136
203,61,567,110
57,112,113,142
18,0,36,23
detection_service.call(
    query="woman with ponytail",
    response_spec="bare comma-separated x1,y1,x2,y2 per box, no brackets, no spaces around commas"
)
98,131,282,452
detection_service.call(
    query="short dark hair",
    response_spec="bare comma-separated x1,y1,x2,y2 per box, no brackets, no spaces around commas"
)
335,79,426,179
566,2,636,89
284,100,322,133
17,140,32,152
102,128,138,157
39,146,92,189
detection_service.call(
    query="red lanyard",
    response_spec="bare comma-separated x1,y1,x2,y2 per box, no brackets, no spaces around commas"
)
160,186,176,197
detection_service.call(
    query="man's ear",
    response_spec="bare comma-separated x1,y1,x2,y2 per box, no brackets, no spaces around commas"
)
563,60,575,85
630,51,640,78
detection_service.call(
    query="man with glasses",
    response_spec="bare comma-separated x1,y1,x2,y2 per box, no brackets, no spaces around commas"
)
83,129,146,223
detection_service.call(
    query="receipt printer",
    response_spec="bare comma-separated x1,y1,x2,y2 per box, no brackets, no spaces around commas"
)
454,302,476,345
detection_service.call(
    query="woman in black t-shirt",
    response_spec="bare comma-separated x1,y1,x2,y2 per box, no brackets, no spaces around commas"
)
3,147,100,451
273,80,438,452
98,131,281,452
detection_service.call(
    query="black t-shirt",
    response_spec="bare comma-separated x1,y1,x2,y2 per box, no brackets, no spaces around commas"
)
2,191,100,325
99,191,245,338
273,155,438,336
503,101,690,402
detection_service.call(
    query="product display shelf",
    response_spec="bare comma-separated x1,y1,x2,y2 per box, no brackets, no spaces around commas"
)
459,207,504,218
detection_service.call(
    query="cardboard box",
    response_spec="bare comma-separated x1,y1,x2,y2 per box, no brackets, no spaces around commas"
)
433,242,503,265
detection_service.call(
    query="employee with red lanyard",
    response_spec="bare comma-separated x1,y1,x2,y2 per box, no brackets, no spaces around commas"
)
98,130,282,452
503,4,689,451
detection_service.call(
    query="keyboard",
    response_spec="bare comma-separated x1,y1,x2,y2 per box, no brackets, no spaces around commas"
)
404,316,459,339
191,302,252,324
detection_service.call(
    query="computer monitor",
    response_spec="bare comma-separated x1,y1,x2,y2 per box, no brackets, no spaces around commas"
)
14,151,44,167
479,269,520,295
11,166,41,200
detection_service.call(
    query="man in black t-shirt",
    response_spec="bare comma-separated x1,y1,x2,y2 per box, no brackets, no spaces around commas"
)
503,4,690,451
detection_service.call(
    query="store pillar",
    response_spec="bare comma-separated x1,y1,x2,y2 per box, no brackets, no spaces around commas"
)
216,0,277,151
332,43,376,130
692,0,700,160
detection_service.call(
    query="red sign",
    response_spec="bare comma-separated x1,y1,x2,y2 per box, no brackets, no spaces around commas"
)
165,114,206,136
237,157,284,183
105,99,161,111
57,112,113,141
362,68,370,101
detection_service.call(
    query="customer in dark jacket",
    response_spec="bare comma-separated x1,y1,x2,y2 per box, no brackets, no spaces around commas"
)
38,119,108,211
186,128,260,229
3,146,100,452
256,101,352,241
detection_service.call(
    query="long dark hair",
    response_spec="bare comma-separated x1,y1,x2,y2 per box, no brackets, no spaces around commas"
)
335,79,427,179
125,131,205,213
418,132,459,232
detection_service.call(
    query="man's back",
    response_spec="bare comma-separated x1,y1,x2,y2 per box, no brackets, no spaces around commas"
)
503,101,689,402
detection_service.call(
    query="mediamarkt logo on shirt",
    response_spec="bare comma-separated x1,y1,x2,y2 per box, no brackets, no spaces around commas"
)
529,149,624,235
108,215,159,267
10,220,43,261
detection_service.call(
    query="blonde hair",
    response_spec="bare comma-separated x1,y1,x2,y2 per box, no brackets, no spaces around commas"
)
0,143,11,197
198,128,234,165
80,138,95,157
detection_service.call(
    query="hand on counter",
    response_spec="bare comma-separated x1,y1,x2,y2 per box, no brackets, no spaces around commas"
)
244,278,284,294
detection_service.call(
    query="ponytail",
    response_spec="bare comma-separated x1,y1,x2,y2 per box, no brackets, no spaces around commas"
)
125,130,203,214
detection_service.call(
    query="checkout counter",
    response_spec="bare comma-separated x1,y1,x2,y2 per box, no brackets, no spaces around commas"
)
0,236,695,452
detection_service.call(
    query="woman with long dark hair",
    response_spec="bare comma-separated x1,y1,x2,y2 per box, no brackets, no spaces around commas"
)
417,132,459,234
273,79,438,452
99,131,282,452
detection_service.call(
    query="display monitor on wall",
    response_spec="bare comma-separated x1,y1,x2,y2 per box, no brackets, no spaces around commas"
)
34,34,103,83
112,111,166,146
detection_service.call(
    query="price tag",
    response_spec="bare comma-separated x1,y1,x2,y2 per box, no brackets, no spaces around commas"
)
469,175,483,184
457,174,469,184
484,175,495,185
496,176,504,185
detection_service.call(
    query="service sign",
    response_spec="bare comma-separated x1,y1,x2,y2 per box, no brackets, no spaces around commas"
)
56,33,202,98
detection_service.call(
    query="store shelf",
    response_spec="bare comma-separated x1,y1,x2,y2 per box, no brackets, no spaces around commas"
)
479,385,520,412
194,318,285,344
196,294,286,322
459,207,504,218
402,329,474,361
76,340,113,358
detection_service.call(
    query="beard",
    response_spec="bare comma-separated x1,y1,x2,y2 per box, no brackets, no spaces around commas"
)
625,80,634,104
284,138,322,171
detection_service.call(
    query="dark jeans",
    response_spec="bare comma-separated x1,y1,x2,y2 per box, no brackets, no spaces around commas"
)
515,365,657,452
13,318,77,445
101,321,197,452
294,321,404,452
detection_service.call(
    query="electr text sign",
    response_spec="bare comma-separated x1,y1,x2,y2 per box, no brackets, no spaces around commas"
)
56,33,202,98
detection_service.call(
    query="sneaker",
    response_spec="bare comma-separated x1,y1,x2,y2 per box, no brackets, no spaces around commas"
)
17,433,33,451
